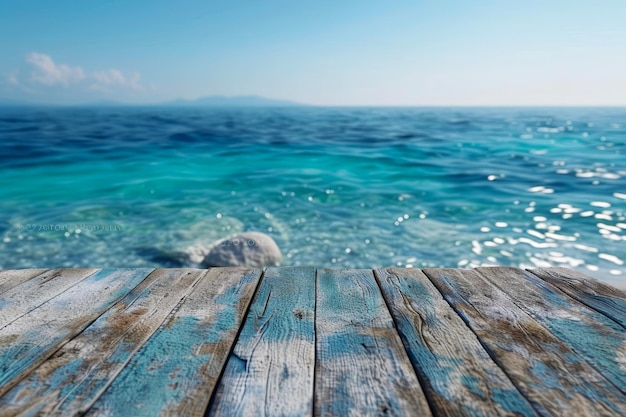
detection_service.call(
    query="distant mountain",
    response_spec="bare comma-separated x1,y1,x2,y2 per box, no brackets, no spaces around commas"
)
163,95,305,107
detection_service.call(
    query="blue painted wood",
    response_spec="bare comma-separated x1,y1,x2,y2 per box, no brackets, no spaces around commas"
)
0,266,623,416
315,269,432,417
530,267,626,330
478,267,626,395
0,268,97,329
375,268,538,417
0,269,206,416
424,268,626,417
0,268,153,398
209,267,315,417
0,269,48,295
84,267,262,417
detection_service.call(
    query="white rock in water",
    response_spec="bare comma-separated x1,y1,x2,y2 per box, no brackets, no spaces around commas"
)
202,232,282,267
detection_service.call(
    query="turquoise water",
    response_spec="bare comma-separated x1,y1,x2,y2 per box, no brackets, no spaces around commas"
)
1,107,624,287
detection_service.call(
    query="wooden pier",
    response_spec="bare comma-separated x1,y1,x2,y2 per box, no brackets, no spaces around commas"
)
0,267,625,416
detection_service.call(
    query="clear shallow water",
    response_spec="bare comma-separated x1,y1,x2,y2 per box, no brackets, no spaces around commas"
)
0,106,625,288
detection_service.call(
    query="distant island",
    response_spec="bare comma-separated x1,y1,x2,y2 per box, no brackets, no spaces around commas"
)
0,95,306,108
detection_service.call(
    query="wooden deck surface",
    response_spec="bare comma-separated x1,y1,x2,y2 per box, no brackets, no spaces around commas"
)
0,267,625,416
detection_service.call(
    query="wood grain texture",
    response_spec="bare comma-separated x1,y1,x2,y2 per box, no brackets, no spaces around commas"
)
423,268,626,417
375,268,538,417
0,268,153,399
0,269,206,417
530,267,626,329
209,267,315,417
477,267,626,395
315,269,432,417
84,267,262,417
0,268,98,329
0,269,48,295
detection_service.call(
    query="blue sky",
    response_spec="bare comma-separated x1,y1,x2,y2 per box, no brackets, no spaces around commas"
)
1,0,625,105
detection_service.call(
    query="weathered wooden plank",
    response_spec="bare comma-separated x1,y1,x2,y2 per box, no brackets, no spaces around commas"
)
477,267,626,395
375,268,538,417
0,269,207,417
84,267,262,417
0,269,48,295
0,268,153,398
0,268,98,329
423,268,626,417
530,267,626,329
208,267,315,417
315,269,432,417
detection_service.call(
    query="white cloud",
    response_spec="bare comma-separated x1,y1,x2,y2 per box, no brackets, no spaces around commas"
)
2,71,19,87
27,52,85,86
21,52,145,92
7,73,19,85
90,69,143,91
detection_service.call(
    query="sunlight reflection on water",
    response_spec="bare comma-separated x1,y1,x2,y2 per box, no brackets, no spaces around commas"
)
0,107,624,288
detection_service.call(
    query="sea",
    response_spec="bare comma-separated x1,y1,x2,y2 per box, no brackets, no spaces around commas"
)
1,106,624,288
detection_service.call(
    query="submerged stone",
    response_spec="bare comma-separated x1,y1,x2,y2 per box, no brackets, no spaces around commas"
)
202,232,282,267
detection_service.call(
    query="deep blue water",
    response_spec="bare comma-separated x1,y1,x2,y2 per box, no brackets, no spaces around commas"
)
1,106,625,287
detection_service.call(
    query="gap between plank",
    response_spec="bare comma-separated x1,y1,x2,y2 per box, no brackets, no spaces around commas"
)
420,268,544,417
203,268,268,417
526,268,626,331
312,267,318,417
78,269,210,416
0,268,99,331
0,268,155,400
372,268,440,417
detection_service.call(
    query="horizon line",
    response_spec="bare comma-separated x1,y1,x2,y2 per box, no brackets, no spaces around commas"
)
2,102,626,109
